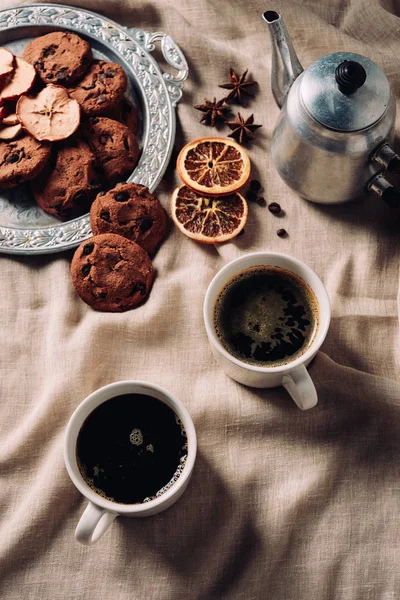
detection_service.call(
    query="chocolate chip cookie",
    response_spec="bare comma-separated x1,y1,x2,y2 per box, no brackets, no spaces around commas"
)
31,138,101,220
0,134,51,189
71,233,154,312
107,97,140,136
81,117,139,184
68,60,127,116
90,183,168,255
22,31,92,86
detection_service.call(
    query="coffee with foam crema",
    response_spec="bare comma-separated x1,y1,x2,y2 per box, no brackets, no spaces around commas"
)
213,265,319,367
76,394,188,505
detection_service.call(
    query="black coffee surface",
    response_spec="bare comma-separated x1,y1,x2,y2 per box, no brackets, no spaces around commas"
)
214,266,319,367
76,394,187,505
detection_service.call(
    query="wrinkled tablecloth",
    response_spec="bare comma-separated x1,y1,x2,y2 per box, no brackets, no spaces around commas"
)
0,0,399,598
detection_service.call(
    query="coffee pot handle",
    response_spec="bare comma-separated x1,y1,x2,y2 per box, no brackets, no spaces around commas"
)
367,172,400,208
281,364,318,410
371,143,400,174
75,501,117,545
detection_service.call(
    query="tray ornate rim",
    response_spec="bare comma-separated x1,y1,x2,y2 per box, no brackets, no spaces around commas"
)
0,3,188,255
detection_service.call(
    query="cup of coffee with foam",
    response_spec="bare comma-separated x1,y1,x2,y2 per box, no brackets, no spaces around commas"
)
203,252,330,410
64,381,197,545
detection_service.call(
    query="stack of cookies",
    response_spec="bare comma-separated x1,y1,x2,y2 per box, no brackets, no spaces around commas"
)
71,182,168,312
0,31,140,220
0,31,170,313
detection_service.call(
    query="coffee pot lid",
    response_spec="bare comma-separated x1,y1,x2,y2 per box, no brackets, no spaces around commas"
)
300,52,391,132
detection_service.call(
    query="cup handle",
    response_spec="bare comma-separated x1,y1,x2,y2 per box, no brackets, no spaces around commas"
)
75,501,117,545
282,364,318,410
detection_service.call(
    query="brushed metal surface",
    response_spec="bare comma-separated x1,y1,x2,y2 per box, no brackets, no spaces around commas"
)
0,4,189,254
265,11,397,204
300,52,391,132
271,74,396,204
262,10,303,109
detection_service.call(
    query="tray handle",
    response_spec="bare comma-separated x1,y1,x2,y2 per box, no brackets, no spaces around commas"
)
127,29,189,106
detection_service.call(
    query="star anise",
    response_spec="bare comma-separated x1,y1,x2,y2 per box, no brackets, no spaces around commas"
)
194,97,230,127
226,113,262,144
219,68,257,105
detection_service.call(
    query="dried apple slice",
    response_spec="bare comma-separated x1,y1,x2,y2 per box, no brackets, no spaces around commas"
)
0,48,15,85
16,84,80,142
0,123,22,140
0,56,36,103
2,112,18,125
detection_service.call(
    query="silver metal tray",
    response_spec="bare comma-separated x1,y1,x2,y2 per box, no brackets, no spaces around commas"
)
0,3,188,254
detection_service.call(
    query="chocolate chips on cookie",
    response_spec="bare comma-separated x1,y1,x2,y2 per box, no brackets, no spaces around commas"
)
68,60,127,116
23,31,92,86
71,233,154,312
31,138,101,220
81,117,139,185
0,134,51,189
90,182,168,255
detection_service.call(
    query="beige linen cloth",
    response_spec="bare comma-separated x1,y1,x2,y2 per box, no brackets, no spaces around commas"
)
0,0,400,598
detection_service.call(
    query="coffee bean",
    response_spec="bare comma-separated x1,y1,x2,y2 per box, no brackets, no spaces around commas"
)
256,196,266,207
100,210,111,222
6,153,19,164
277,228,287,238
115,191,130,202
83,242,94,255
82,264,91,276
250,180,261,192
268,202,281,215
246,190,258,202
137,217,153,233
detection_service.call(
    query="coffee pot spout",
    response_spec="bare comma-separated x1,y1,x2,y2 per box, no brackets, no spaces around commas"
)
263,10,303,108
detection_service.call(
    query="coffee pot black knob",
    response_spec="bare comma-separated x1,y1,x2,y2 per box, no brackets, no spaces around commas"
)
335,60,367,95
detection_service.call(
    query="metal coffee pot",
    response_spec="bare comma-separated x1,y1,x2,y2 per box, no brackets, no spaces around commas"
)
263,10,400,206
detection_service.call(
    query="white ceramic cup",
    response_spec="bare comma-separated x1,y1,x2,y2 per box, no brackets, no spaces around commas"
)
203,252,331,410
64,380,197,545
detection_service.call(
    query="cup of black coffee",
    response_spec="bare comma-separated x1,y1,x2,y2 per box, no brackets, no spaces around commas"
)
203,252,331,410
64,381,197,545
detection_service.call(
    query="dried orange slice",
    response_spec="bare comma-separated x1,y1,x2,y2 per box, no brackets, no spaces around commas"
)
176,137,250,196
171,184,248,244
